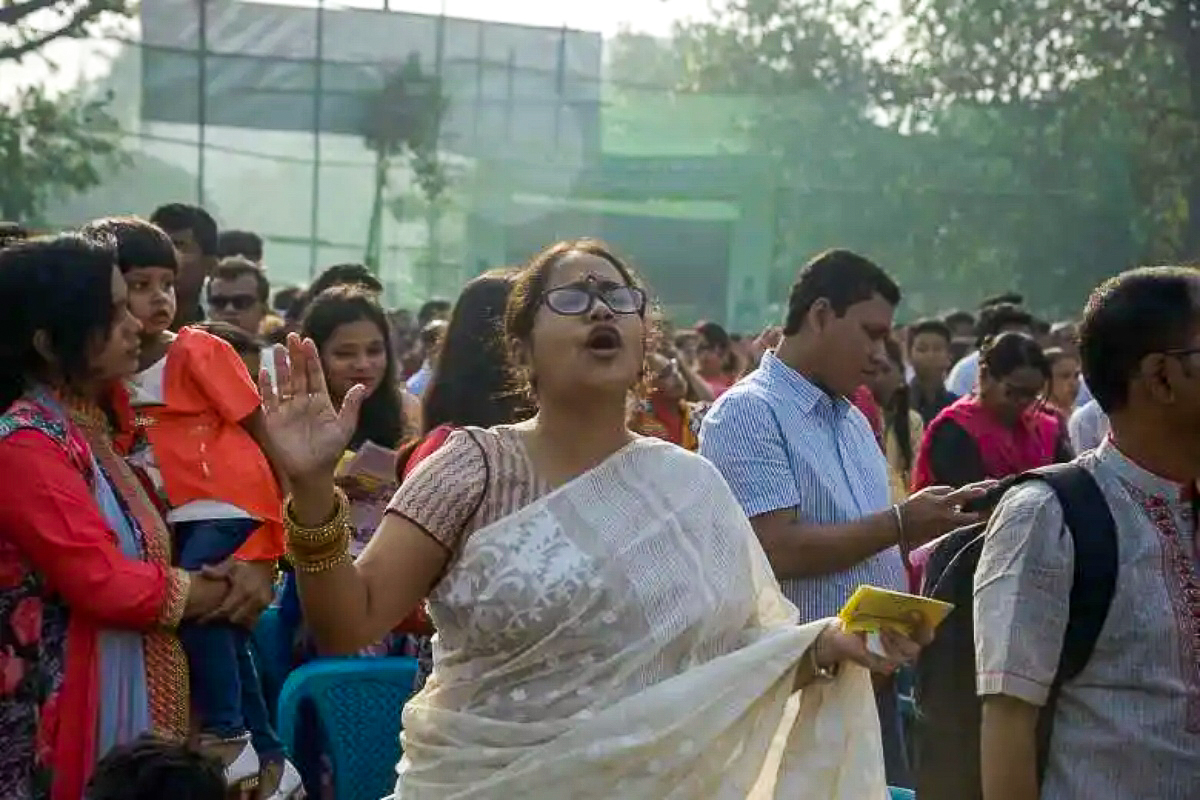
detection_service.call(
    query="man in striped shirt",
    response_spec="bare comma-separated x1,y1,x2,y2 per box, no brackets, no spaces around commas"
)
700,249,985,786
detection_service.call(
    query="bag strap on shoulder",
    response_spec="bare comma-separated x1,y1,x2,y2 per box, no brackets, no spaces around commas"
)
1021,462,1119,683
1015,462,1118,779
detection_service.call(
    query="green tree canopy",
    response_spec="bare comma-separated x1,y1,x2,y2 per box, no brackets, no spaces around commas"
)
624,0,1174,316
0,86,125,222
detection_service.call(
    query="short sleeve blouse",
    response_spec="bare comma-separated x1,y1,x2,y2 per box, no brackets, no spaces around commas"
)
385,426,551,556
387,429,486,551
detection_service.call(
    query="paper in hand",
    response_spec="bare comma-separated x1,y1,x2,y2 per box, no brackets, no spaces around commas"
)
335,443,400,556
339,441,398,481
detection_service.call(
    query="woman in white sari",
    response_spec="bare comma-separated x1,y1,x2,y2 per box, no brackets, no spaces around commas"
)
259,239,923,799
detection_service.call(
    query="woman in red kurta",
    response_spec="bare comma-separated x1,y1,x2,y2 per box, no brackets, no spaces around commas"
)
0,234,231,800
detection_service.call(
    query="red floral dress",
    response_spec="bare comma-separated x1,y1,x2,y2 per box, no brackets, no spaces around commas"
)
0,395,189,800
0,405,82,800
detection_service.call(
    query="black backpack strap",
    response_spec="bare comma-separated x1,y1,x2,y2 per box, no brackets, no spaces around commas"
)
1017,462,1119,778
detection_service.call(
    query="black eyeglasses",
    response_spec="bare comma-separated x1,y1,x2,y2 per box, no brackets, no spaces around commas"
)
543,282,646,316
1001,381,1044,403
208,294,258,312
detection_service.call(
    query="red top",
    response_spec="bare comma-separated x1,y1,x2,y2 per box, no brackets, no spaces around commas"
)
137,328,283,560
403,425,454,479
705,375,734,398
911,394,1061,491
851,386,884,448
392,424,455,637
0,429,172,800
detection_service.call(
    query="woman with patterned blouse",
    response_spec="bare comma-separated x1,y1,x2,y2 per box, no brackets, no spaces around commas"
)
0,234,243,800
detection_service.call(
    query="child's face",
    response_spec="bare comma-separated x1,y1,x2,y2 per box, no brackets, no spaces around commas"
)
909,331,951,380
124,266,177,336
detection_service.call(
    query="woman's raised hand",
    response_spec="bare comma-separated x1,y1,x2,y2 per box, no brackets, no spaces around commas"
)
259,333,366,485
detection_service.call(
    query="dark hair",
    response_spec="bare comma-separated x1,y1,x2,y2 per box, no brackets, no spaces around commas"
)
505,239,645,397
301,286,404,449
190,320,264,356
290,263,385,323
1079,266,1200,413
980,292,1023,310
1043,347,1077,369
783,249,901,336
217,229,263,262
209,256,270,302
273,286,303,314
81,217,178,274
0,233,119,409
907,317,952,349
979,331,1049,382
148,203,218,257
396,271,527,477
86,735,224,800
695,320,731,350
882,336,915,474
943,309,975,331
417,298,452,327
975,302,1034,344
311,263,383,297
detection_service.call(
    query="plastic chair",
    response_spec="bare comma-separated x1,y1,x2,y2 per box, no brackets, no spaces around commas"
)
889,787,916,800
250,604,294,722
276,657,419,800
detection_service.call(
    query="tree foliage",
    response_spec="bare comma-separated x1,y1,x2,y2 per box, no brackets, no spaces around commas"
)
361,54,450,282
626,0,1196,315
0,85,125,221
0,0,132,62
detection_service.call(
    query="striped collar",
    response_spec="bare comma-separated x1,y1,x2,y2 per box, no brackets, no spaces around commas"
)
759,351,849,417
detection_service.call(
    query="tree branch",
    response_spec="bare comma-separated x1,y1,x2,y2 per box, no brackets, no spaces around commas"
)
0,0,62,27
0,0,131,62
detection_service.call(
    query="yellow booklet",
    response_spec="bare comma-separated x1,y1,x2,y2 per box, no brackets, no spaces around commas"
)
838,585,954,636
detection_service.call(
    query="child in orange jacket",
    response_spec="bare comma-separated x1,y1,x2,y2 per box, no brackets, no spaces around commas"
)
88,217,299,798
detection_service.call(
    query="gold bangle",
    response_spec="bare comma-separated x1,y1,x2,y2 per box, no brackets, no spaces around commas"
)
290,525,351,573
285,488,353,574
284,487,350,548
289,525,351,564
292,549,353,574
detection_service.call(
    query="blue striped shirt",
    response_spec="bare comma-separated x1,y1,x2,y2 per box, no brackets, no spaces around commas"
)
699,351,905,621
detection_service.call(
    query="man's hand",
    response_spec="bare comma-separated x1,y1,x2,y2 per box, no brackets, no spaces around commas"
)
900,480,998,547
200,558,276,627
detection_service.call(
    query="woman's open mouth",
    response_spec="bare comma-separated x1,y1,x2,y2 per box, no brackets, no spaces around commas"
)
584,325,623,357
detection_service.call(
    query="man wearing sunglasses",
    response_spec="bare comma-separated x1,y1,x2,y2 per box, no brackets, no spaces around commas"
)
207,256,271,337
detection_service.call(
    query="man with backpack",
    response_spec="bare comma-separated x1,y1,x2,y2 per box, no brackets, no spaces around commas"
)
970,268,1200,799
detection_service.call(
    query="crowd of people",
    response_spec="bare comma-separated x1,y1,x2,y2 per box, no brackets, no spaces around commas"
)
0,202,1196,800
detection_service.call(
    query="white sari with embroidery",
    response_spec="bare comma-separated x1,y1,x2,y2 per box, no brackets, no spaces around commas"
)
393,438,886,799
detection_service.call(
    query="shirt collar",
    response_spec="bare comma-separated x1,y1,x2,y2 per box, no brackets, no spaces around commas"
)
761,351,848,416
1096,436,1194,505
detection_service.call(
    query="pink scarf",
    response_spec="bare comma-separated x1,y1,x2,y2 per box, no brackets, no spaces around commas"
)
851,386,884,449
912,394,1060,490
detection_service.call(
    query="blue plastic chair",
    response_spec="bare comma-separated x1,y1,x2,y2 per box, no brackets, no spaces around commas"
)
276,657,419,800
889,787,916,800
250,604,294,723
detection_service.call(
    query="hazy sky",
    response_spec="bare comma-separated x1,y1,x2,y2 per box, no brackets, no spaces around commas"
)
0,0,716,92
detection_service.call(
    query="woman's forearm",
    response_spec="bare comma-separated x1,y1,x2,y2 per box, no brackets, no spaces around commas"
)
295,561,377,654
287,476,378,653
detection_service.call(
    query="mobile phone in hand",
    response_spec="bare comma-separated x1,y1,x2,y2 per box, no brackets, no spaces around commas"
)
960,476,1019,514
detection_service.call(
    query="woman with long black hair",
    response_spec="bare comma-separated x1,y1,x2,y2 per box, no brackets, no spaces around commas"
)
394,269,527,479
868,336,925,502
